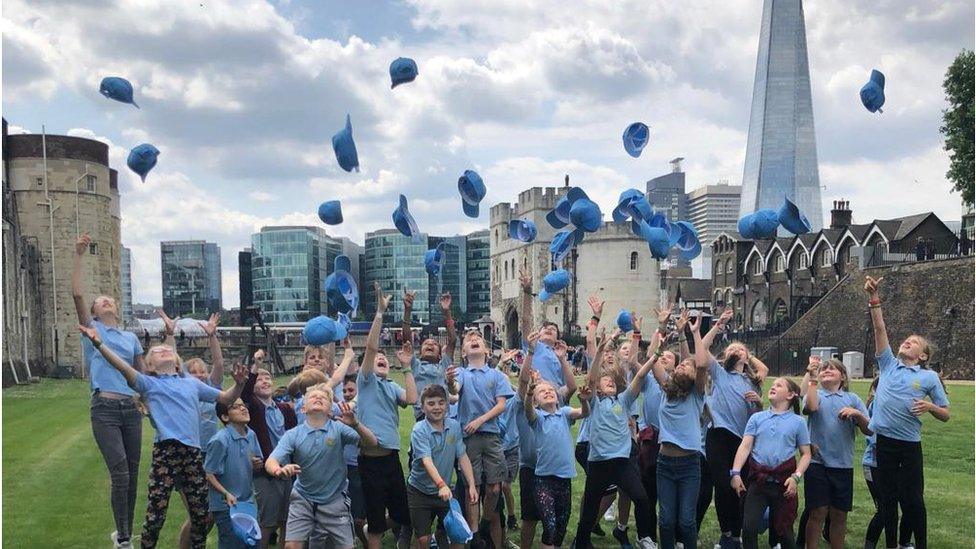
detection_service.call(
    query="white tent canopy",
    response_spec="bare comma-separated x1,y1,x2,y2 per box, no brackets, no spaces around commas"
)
137,317,209,338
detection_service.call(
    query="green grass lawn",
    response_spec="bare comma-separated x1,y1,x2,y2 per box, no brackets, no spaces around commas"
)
3,377,972,547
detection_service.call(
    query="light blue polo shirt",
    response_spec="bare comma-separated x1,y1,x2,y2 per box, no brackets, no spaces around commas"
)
204,426,262,511
862,400,877,467
641,375,664,430
530,406,576,478
329,403,360,466
526,342,566,387
85,319,144,396
134,372,221,448
356,370,407,450
587,388,638,461
197,379,222,449
269,420,360,504
500,396,521,451
408,418,466,495
513,395,537,469
658,382,706,453
744,410,810,468
456,365,514,435
803,388,868,468
706,358,758,437
412,355,451,412
868,346,950,442
264,402,286,448
576,417,590,443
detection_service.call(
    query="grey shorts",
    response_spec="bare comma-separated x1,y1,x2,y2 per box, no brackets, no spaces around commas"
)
285,489,354,547
503,447,520,484
465,432,507,485
407,484,450,537
254,475,292,527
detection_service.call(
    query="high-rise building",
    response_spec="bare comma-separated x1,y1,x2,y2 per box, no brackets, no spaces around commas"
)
362,229,430,324
686,182,742,278
647,158,690,267
238,248,253,325
250,226,342,323
120,246,133,323
428,235,465,326
740,0,823,230
465,229,491,321
160,240,222,317
4,121,122,370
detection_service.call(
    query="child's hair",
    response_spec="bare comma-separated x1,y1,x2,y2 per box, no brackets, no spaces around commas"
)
541,321,561,338
783,377,802,414
602,364,628,396
216,401,232,425
421,384,448,403
822,358,850,391
719,341,762,390
343,374,357,385
910,334,933,366
293,369,328,396
661,358,698,400
184,357,210,374
256,368,272,379
866,376,880,407
306,382,332,396
303,345,325,362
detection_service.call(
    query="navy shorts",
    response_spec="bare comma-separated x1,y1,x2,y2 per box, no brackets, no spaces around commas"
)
803,462,854,512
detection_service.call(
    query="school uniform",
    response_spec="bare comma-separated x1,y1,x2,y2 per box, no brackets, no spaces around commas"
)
740,410,810,549
270,420,361,546
802,388,868,512
411,354,452,420
355,369,411,534
197,379,222,450
205,426,262,549
407,418,466,537
499,395,521,484
527,342,566,387
512,394,541,522
656,382,706,549
869,346,949,549
637,373,664,542
455,364,514,485
529,406,576,546
329,403,366,522
133,372,222,548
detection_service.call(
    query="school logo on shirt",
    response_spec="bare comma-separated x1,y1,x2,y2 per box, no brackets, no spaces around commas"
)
447,434,456,444
613,404,623,415
488,381,496,390
912,381,921,391
325,437,336,447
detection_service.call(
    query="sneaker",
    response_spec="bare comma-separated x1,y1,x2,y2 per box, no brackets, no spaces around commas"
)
593,523,606,537
612,525,633,548
604,501,617,522
428,537,439,549
396,527,412,549
110,531,132,549
507,541,521,549
638,537,658,549
507,514,519,531
718,535,741,549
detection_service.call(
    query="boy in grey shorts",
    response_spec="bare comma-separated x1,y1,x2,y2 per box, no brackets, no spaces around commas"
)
265,386,377,548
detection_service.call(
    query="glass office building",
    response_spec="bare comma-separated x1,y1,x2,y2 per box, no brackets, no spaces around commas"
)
161,241,222,317
363,229,430,324
250,227,342,323
740,0,823,231
429,235,465,326
465,230,491,321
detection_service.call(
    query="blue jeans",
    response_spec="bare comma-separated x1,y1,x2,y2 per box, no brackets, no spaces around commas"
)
213,510,246,549
657,453,701,549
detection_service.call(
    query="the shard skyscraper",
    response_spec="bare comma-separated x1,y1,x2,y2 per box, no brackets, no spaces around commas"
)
739,0,823,230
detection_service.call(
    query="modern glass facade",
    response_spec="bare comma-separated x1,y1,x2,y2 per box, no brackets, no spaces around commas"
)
465,230,491,321
363,229,430,324
647,167,689,267
740,0,823,231
429,236,464,326
250,227,342,323
161,240,222,318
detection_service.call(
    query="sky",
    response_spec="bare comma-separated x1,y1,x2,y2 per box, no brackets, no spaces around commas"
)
3,0,973,308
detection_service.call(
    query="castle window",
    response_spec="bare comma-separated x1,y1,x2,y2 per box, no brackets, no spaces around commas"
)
752,257,763,275
89,242,98,255
630,251,639,270
504,261,509,280
821,249,833,267
84,174,97,192
726,259,733,274
35,177,43,187
799,253,808,269
774,254,785,272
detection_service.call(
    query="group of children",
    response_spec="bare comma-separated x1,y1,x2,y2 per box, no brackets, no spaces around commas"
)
76,227,950,549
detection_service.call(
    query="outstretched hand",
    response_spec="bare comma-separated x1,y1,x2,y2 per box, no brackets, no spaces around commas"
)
75,233,92,256
588,296,605,317
79,324,101,344
375,282,392,312
157,309,179,335
396,341,414,366
864,275,883,296
439,292,452,312
200,312,220,337
654,302,674,325
518,266,532,291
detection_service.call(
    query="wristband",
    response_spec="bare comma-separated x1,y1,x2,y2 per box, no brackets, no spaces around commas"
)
791,473,803,484
436,480,446,489
868,298,880,306
729,469,741,478
868,304,880,309
93,340,102,349
591,315,601,323
632,330,641,337
654,349,663,358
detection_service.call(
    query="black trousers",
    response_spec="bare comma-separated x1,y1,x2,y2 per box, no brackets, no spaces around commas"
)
875,435,926,549
742,482,796,549
574,455,652,547
865,467,914,547
706,427,747,537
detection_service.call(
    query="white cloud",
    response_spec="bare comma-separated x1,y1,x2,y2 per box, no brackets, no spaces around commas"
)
248,190,276,202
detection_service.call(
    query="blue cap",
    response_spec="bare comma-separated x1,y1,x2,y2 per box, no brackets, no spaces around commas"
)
622,122,650,158
612,188,645,224
230,501,261,546
539,268,571,301
99,76,139,108
859,69,886,114
546,195,572,229
566,188,602,232
616,309,634,332
777,197,812,235
126,143,159,182
390,57,419,88
737,209,780,240
673,220,703,260
508,219,537,242
458,170,486,218
303,315,348,345
444,499,473,544
550,229,583,263
337,311,351,331
392,194,420,238
317,200,343,225
332,114,360,173
640,220,671,259
323,255,358,315
424,242,447,276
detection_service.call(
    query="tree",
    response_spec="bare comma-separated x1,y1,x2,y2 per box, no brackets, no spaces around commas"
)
940,49,975,206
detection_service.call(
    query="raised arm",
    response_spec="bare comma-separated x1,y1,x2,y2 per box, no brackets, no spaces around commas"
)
361,282,391,378
242,349,265,403
401,290,415,348
629,353,658,396
690,314,708,394
523,384,538,423
573,385,591,420
585,296,604,360
215,363,249,406
72,234,93,326
201,313,224,386
157,309,178,350
802,358,821,410
338,401,379,448
586,328,617,390
864,275,889,354
79,324,138,388
326,338,356,390
674,309,691,360
440,292,458,358
519,266,533,343
701,307,732,353
554,339,577,398
396,342,418,406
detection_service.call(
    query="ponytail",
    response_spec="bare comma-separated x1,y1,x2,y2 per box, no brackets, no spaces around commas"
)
785,378,802,414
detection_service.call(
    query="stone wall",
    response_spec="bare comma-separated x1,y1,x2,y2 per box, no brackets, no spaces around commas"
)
761,256,975,379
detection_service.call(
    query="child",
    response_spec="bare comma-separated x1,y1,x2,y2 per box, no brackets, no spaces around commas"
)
286,345,337,400
640,312,707,549
523,368,589,548
863,275,949,549
359,284,417,549
291,369,328,425
265,387,378,549
403,289,458,420
408,384,479,548
294,340,356,424
572,330,656,549
447,330,515,549
517,267,565,388
335,375,368,547
243,350,299,549
78,324,248,549
204,398,263,549
730,378,812,549
801,358,870,548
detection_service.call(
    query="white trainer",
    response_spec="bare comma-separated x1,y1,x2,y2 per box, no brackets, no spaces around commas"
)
638,537,658,549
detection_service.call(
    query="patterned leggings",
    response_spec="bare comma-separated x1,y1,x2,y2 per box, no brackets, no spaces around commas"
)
534,475,572,546
140,441,210,548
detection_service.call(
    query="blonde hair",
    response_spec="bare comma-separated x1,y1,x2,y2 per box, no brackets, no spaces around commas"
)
293,369,328,396
303,345,326,361
821,358,850,391
184,358,209,374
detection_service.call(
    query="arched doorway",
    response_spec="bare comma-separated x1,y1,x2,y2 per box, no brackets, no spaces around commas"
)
505,307,519,349
751,300,767,329
772,298,788,325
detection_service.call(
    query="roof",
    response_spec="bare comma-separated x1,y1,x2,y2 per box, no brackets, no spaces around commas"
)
870,213,935,242
820,228,844,246
753,239,774,254
797,233,818,248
